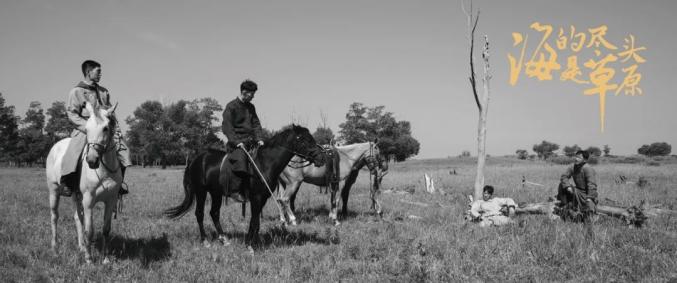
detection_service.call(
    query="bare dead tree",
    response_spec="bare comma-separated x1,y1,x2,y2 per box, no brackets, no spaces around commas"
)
319,109,329,129
462,0,492,200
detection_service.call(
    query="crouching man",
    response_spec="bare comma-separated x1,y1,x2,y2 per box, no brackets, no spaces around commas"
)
556,150,598,223
468,185,517,227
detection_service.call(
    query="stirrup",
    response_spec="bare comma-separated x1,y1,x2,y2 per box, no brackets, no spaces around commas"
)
118,182,129,195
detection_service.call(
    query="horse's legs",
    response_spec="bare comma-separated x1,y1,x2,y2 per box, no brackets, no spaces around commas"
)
370,176,383,216
285,182,302,226
101,200,114,264
289,190,297,213
73,194,86,252
82,196,94,263
194,187,208,244
246,194,265,248
48,187,60,252
278,181,300,226
340,171,359,218
208,189,228,245
276,182,288,224
328,181,341,225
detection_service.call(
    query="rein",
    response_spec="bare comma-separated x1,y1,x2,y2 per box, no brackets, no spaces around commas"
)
286,144,326,169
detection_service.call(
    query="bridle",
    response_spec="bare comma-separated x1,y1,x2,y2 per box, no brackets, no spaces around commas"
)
364,142,387,176
85,121,120,173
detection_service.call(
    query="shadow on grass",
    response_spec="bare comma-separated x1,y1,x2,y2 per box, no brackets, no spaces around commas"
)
220,224,339,249
98,234,171,268
291,206,362,223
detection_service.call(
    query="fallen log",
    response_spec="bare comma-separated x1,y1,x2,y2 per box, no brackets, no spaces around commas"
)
515,200,677,227
515,201,559,220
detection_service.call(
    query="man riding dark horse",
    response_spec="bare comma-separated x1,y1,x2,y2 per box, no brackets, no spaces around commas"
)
221,79,264,202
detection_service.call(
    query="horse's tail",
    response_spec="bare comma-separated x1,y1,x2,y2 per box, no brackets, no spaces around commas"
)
164,162,196,219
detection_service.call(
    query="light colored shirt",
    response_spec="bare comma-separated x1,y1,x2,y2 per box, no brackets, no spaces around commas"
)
469,197,517,218
67,81,111,134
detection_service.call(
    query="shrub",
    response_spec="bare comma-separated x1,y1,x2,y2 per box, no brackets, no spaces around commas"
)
612,156,646,164
515,149,529,160
637,176,650,187
548,156,575,165
638,142,672,157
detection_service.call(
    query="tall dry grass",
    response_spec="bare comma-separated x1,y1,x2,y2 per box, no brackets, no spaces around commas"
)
1,157,675,282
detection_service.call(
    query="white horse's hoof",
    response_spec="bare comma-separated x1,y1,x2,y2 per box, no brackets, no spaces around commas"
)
102,257,111,264
291,220,298,226
218,235,231,246
247,246,255,254
202,240,211,248
334,220,341,226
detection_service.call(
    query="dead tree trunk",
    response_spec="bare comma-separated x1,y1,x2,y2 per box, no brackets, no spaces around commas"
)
515,200,677,227
463,0,492,200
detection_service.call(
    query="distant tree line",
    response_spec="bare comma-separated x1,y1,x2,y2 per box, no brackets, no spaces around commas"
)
514,140,671,161
0,93,421,167
0,93,76,166
125,98,225,168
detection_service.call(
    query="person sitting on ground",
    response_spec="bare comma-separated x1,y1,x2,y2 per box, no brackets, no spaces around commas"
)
556,150,598,222
468,185,517,227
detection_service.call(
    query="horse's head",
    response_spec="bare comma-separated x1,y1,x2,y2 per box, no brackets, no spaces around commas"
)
367,140,388,179
84,102,117,169
288,124,326,167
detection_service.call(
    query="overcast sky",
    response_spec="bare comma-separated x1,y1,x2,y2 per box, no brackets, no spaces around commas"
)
1,0,675,158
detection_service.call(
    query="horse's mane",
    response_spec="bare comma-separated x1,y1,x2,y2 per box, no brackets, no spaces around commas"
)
262,125,301,148
89,104,118,128
107,114,118,129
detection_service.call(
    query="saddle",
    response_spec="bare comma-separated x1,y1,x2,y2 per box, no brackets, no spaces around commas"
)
220,145,259,194
323,146,341,187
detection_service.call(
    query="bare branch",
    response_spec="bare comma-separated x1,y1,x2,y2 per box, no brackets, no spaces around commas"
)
319,109,328,128
468,10,481,111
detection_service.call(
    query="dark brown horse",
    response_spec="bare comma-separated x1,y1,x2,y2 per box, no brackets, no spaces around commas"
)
164,125,326,247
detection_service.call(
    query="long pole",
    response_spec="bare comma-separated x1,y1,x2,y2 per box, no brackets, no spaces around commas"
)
238,144,284,216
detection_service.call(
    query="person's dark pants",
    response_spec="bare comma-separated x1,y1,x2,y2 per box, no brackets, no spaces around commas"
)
556,184,597,222
224,147,253,202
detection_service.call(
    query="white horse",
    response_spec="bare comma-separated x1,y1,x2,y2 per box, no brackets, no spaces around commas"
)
277,141,387,226
46,102,121,264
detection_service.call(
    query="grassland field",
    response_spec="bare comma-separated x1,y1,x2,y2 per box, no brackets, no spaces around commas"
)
1,157,676,282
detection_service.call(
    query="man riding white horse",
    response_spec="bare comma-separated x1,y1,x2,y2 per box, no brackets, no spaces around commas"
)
47,101,123,264
59,60,131,196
